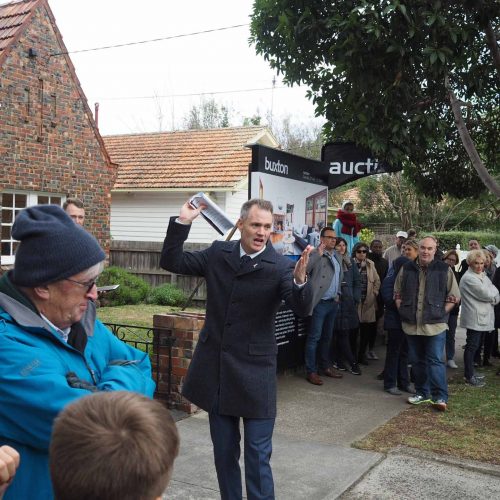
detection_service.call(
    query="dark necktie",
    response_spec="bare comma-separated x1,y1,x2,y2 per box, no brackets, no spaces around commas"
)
240,255,252,267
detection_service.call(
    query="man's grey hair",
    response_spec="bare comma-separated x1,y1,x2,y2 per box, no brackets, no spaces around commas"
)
240,199,273,220
63,197,84,210
419,235,437,245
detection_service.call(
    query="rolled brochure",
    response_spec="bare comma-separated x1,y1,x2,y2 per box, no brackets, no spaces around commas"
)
189,192,235,235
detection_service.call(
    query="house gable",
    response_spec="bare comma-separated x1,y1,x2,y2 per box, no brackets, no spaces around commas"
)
0,0,116,258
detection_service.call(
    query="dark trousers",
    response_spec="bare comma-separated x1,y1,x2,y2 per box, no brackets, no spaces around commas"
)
209,409,275,500
493,329,500,356
446,314,458,361
464,329,485,380
349,328,359,362
358,322,377,362
383,328,409,390
332,328,356,367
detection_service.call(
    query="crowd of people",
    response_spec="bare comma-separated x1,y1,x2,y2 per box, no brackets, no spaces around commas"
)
305,207,500,413
1,197,499,500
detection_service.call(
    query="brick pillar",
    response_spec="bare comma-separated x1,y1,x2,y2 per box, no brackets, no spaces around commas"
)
153,311,205,413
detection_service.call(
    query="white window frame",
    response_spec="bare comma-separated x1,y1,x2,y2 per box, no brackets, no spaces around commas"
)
1,190,65,265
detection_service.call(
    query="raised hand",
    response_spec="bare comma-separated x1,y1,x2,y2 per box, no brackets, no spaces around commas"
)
294,245,314,284
317,241,326,256
178,200,206,224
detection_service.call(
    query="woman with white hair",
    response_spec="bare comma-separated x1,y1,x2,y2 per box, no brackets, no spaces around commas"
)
333,200,362,254
459,249,500,387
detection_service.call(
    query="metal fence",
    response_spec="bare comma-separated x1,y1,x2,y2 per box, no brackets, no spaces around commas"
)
104,322,177,404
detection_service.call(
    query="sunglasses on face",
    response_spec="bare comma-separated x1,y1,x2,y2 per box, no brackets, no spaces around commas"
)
65,277,98,293
356,249,368,253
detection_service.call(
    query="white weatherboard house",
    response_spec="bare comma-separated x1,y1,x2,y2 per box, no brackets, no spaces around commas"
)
104,126,279,243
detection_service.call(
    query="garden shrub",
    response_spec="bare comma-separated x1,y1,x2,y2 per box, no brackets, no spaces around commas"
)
97,266,150,306
430,231,500,251
147,283,186,306
359,227,375,246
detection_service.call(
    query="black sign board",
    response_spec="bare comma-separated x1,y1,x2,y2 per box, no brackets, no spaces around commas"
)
321,142,402,189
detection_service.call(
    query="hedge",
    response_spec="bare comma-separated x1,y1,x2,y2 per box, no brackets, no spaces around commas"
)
97,266,150,306
425,231,500,251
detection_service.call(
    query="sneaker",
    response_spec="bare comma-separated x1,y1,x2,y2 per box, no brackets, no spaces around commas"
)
408,394,432,405
332,362,347,371
432,399,447,411
385,387,402,396
367,350,379,360
349,363,362,375
465,376,486,388
446,359,458,369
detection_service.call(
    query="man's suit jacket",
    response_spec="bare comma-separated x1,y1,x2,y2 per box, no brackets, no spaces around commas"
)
160,217,313,418
306,249,343,315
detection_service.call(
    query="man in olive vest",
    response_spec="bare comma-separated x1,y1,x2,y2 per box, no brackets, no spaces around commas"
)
394,236,460,412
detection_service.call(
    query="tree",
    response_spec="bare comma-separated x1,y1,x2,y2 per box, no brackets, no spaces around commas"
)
348,174,500,232
250,1,500,198
183,98,230,129
270,115,323,159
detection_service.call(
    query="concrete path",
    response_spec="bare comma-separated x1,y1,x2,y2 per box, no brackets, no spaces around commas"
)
164,326,500,499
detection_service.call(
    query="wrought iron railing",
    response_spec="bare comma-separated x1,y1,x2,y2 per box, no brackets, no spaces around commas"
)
103,323,177,404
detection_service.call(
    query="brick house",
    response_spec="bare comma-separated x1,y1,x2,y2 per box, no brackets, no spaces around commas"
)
0,0,116,266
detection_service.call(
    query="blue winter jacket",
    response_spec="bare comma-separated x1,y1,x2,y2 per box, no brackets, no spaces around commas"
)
0,291,155,500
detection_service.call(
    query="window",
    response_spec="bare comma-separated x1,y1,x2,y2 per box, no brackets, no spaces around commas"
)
1,191,64,265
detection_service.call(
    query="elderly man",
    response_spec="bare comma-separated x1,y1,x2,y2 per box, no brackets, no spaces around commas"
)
63,197,85,226
394,236,460,412
0,205,155,500
383,230,408,267
160,198,312,500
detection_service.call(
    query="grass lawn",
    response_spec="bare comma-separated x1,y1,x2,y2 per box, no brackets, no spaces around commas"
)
354,365,500,464
96,304,205,328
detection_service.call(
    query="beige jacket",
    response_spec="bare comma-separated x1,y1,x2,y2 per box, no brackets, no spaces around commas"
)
356,258,381,323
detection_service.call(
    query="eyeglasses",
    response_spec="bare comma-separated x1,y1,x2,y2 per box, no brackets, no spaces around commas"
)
356,249,368,253
65,277,97,293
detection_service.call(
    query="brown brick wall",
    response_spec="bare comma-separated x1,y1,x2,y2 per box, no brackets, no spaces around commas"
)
0,4,116,251
153,312,206,413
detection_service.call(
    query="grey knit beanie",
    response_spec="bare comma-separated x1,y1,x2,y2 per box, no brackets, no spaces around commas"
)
11,205,106,286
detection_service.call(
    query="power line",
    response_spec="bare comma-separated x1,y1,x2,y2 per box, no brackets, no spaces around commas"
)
51,23,249,56
98,85,287,101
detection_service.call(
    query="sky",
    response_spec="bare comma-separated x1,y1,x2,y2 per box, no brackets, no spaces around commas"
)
44,0,323,136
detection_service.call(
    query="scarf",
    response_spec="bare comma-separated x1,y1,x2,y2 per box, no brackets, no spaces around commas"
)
337,209,362,237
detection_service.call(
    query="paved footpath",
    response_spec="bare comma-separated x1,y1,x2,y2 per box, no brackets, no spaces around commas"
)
164,326,500,499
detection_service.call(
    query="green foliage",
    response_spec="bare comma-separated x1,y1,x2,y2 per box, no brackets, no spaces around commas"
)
250,1,500,198
184,97,231,129
350,173,500,232
431,231,500,251
359,227,375,245
271,115,324,159
147,284,186,306
97,267,150,306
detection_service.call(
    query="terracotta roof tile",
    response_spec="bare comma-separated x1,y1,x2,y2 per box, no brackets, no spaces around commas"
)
104,126,272,190
0,0,39,56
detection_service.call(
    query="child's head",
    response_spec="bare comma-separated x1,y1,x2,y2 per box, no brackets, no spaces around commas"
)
50,391,179,500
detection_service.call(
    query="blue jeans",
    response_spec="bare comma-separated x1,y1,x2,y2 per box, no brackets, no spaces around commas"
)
407,331,448,402
383,328,409,390
305,299,339,373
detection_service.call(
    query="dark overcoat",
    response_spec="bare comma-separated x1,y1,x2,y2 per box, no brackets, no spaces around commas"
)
160,218,313,418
